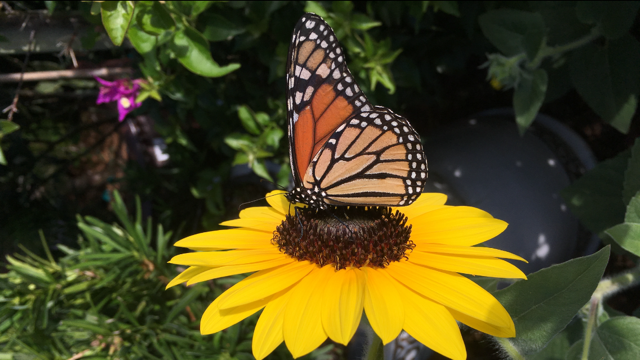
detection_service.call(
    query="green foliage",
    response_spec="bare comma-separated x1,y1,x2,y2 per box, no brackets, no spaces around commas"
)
480,2,640,133
493,247,610,355
0,120,19,166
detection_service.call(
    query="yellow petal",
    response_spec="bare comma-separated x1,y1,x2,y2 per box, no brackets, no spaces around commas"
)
448,307,515,338
395,282,466,360
200,290,272,335
386,261,513,328
218,261,315,310
420,244,527,262
239,206,285,221
266,190,295,216
408,252,527,279
321,268,365,345
395,193,448,219
220,218,281,232
362,267,404,344
174,229,273,250
166,266,210,289
187,257,295,286
253,289,292,360
284,265,333,358
412,217,508,247
169,248,283,267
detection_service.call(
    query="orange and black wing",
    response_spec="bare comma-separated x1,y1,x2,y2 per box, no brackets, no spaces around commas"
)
302,106,428,207
286,13,372,185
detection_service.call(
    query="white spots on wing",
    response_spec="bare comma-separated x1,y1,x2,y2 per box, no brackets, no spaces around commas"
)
317,63,330,78
407,143,412,150
370,113,378,118
421,163,426,170
345,87,353,97
416,153,422,160
336,123,346,132
333,69,341,79
337,83,344,91
320,25,325,31
406,179,411,185
328,138,336,144
338,56,343,62
411,172,416,179
354,84,359,92
330,35,334,41
416,144,421,150
407,154,412,160
309,32,318,40
361,122,367,128
295,91,303,104
295,65,302,76
321,40,328,48
336,48,341,54
394,128,400,134
361,105,371,111
355,100,362,106
408,135,415,141
300,68,312,80
374,119,382,125
384,115,392,121
391,121,398,126
288,77,294,89
350,119,360,125
329,52,335,59
299,36,306,41
292,111,299,123
421,172,426,179
303,86,314,101
403,126,409,133
412,162,417,169
359,96,366,102
306,20,316,29
548,159,557,167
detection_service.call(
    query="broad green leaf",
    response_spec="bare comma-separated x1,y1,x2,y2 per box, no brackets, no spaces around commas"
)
237,105,260,135
566,340,584,360
576,1,640,39
0,147,6,166
332,1,354,15
584,317,640,359
305,1,329,18
605,195,640,256
623,138,640,204
561,151,629,235
350,13,382,31
0,120,19,136
533,2,592,46
514,68,548,134
90,1,101,15
201,13,246,42
172,26,241,77
529,328,571,360
254,112,270,127
478,9,546,60
232,152,249,165
493,247,610,355
251,159,273,182
263,127,283,149
45,1,56,14
136,2,175,35
570,34,640,134
101,1,135,46
127,24,156,54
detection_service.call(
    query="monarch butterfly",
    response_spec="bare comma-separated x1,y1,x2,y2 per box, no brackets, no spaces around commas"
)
285,13,427,210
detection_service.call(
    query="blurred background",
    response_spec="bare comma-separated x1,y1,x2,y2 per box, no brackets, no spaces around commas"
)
1,1,639,359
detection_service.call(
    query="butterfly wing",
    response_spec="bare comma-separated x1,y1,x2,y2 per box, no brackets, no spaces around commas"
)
286,13,372,186
302,106,427,206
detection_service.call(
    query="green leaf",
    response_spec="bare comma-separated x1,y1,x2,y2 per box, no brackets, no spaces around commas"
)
332,1,354,15
350,13,382,31
101,1,135,46
168,1,212,18
90,1,101,15
514,68,548,134
432,1,461,17
529,328,572,360
493,247,610,355
586,317,640,359
561,151,629,235
237,105,260,135
0,147,6,166
623,138,640,204
305,1,329,18
263,127,283,149
251,159,273,182
478,9,546,60
605,194,640,256
172,26,241,77
136,2,175,35
45,1,56,14
224,133,254,151
570,34,640,134
201,13,245,42
232,152,249,166
576,1,640,39
0,120,20,136
128,24,157,54
60,319,111,337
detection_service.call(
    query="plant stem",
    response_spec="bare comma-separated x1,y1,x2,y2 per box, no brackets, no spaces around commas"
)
365,330,384,360
591,263,640,303
494,337,526,360
581,297,599,360
528,29,601,69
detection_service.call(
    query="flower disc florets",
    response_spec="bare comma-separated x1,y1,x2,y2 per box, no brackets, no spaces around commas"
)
272,206,414,270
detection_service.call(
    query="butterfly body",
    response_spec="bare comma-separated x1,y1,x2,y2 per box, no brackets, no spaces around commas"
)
285,13,427,210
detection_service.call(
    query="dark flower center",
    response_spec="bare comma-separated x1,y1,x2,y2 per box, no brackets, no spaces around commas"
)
272,206,414,270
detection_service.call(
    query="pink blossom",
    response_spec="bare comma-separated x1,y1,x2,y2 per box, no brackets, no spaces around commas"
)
95,77,143,121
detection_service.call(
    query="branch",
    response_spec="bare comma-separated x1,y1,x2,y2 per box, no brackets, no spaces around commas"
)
0,67,134,83
2,30,35,121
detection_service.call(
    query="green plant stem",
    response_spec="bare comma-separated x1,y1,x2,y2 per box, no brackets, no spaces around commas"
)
528,29,601,69
590,263,640,303
365,330,384,360
581,297,599,360
495,337,526,360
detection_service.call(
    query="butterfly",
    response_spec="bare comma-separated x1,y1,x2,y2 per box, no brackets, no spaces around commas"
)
284,13,427,210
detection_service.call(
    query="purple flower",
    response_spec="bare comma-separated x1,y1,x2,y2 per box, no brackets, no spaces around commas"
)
95,77,143,121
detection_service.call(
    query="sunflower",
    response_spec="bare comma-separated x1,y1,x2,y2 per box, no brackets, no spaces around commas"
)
167,191,526,360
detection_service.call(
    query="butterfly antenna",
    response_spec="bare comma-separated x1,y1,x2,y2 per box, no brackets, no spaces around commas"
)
238,192,287,211
259,178,287,190
326,208,354,239
295,206,304,241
